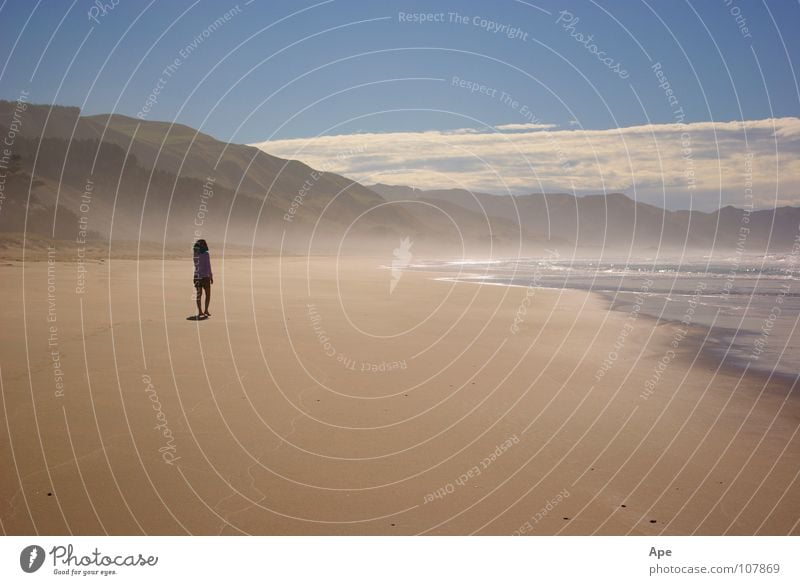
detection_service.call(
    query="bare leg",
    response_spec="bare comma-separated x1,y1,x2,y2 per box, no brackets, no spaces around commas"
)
196,286,203,317
203,282,211,316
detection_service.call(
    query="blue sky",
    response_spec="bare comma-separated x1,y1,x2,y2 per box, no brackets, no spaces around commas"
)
1,0,799,208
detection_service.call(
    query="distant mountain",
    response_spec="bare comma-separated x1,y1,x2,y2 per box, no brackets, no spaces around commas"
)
0,101,567,256
2,100,796,258
369,184,800,253
0,102,421,253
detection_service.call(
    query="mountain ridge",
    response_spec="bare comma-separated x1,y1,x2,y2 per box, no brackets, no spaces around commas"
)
2,100,797,256
369,183,800,252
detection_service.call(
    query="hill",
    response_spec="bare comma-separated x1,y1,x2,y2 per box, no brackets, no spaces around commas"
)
370,184,800,253
2,100,797,259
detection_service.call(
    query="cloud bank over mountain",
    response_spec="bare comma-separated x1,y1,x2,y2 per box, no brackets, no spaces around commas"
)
252,117,800,211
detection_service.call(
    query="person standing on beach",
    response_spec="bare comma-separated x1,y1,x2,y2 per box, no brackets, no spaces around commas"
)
193,239,213,318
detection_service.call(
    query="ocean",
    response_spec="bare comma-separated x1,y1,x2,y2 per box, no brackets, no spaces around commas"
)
412,254,800,381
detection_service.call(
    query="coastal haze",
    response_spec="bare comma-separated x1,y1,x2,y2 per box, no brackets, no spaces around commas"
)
3,101,798,258
0,0,798,540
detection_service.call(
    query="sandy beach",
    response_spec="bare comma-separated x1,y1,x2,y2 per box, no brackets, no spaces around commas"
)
0,254,797,535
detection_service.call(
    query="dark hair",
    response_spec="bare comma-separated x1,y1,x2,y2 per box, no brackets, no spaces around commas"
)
193,239,208,253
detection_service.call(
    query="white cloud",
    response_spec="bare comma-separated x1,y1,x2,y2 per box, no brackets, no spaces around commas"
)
251,117,800,209
494,122,558,131
772,117,800,138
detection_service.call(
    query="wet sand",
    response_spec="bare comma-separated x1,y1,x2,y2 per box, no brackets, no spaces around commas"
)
0,255,797,535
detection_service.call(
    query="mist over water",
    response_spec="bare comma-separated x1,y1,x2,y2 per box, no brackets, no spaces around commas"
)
414,255,800,379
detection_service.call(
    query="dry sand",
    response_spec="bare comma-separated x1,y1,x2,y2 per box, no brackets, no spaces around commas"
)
0,254,798,535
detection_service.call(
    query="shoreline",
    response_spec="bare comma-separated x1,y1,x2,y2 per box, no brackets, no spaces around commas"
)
421,268,799,393
597,290,800,394
0,257,797,535
4,252,795,390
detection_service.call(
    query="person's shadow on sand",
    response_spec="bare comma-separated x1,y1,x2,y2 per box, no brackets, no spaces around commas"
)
186,315,208,321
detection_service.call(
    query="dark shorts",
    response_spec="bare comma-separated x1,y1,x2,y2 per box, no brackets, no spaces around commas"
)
194,276,211,288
